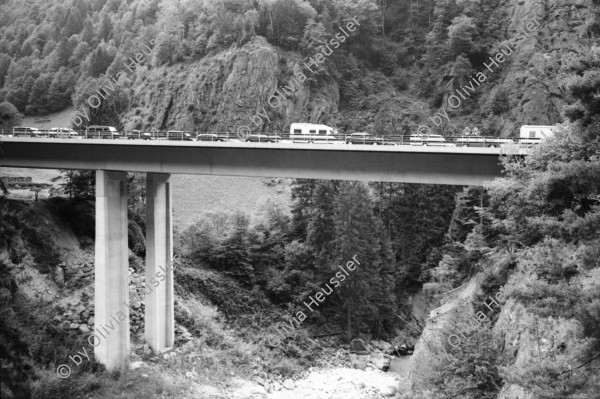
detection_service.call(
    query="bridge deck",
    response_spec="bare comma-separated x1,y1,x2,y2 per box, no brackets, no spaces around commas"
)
0,138,527,185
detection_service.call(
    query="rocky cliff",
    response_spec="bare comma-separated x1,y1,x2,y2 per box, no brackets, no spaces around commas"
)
122,36,340,135
480,0,595,135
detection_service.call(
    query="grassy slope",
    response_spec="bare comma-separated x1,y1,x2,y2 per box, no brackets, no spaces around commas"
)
1,168,292,230
171,175,291,231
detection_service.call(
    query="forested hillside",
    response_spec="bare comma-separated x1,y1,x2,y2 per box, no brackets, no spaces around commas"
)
406,43,600,398
1,0,596,135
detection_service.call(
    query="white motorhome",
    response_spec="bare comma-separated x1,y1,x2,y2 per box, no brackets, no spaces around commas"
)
289,123,341,144
519,125,555,147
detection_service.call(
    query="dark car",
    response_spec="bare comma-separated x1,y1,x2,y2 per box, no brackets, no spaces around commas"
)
166,130,193,141
346,132,384,145
197,133,229,142
244,134,281,143
127,130,155,140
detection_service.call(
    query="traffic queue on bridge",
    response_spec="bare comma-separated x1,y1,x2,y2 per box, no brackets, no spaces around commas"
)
4,123,555,148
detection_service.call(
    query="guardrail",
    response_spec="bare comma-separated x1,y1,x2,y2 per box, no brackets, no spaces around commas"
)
0,129,544,148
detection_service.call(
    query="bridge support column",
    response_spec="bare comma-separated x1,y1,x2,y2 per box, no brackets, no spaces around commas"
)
94,170,130,370
144,173,174,353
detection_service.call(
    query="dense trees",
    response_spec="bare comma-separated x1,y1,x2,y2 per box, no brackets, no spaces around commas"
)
0,101,22,133
51,170,95,199
182,178,461,341
416,43,600,399
0,0,506,118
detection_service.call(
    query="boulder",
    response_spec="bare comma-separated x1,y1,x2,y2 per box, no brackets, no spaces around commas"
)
351,357,368,370
159,346,173,354
129,361,146,371
379,384,397,397
349,338,370,354
272,381,282,391
372,339,394,354
368,352,391,371
282,378,295,390
53,266,65,286
79,324,91,333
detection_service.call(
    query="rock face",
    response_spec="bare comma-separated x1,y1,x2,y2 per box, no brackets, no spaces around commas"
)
489,0,595,134
123,36,340,134
437,0,595,136
407,251,591,398
493,299,586,399
408,274,483,389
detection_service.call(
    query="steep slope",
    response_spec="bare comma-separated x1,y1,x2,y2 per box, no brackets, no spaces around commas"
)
480,0,596,134
121,36,340,134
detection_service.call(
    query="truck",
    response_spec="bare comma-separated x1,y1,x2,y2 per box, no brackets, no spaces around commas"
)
519,125,555,147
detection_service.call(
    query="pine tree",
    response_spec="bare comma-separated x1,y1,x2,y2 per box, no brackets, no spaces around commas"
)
26,74,52,114
0,54,11,87
306,180,340,273
52,170,95,199
50,40,72,71
330,181,386,339
290,179,318,240
80,20,95,45
47,67,76,112
96,15,113,42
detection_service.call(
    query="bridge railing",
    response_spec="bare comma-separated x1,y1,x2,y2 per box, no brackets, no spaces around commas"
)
0,129,544,148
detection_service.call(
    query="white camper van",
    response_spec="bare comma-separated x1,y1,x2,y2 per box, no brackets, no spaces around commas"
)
519,125,555,147
289,123,342,144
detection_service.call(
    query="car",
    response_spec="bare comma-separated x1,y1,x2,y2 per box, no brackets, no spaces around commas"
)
166,130,193,141
127,130,156,140
197,133,228,142
345,132,384,145
86,125,120,139
13,126,42,137
49,127,79,138
455,136,515,148
244,134,281,143
409,134,450,146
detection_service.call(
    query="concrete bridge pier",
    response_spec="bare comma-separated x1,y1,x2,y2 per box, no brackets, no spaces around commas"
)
94,170,130,369
144,173,174,353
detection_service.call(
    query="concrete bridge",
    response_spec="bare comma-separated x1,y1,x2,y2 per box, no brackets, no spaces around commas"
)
0,138,525,370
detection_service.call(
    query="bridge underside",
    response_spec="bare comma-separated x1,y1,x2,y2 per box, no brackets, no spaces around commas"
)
0,139,509,186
